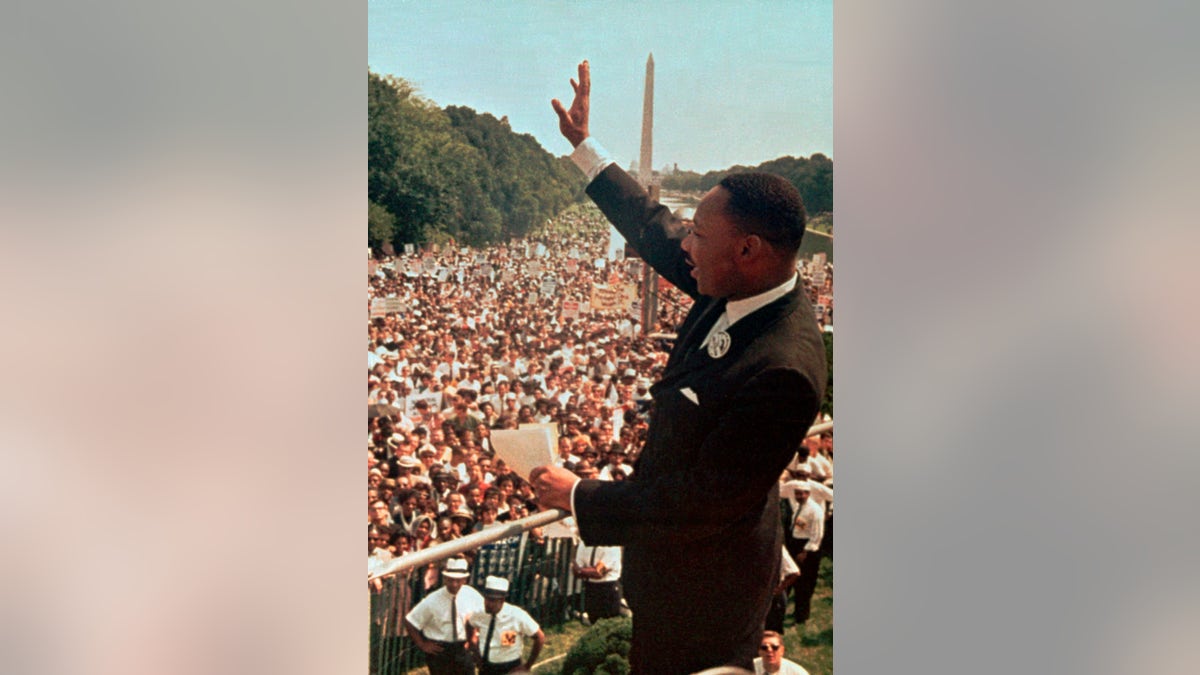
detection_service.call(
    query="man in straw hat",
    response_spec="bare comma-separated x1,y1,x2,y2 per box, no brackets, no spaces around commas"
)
404,557,484,674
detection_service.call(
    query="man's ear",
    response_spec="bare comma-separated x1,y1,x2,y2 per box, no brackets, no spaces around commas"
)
741,233,765,259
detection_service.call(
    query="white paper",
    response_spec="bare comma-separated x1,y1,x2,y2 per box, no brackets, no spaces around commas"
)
490,426,557,479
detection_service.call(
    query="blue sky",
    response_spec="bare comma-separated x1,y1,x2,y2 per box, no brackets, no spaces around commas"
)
368,0,832,173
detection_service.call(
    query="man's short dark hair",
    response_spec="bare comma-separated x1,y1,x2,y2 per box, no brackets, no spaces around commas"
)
717,173,806,252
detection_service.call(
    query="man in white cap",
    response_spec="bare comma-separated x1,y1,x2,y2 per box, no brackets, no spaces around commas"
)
467,576,544,675
404,557,485,675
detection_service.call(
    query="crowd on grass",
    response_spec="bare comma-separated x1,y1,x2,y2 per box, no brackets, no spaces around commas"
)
367,202,834,662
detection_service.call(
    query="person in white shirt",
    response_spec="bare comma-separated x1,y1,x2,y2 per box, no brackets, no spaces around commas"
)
786,484,825,627
597,445,633,481
467,576,544,674
572,542,623,622
780,466,832,513
753,630,809,675
801,436,832,484
404,557,485,675
764,546,801,633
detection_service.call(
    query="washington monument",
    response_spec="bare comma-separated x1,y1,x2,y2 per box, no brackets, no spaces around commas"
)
639,53,654,188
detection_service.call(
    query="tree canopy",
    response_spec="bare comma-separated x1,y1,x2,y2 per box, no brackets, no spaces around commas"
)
369,70,832,250
661,153,833,216
368,71,586,249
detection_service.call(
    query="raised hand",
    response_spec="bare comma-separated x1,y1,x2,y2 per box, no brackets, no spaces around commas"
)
551,60,590,147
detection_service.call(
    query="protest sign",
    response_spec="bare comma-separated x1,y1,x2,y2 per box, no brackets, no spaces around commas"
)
589,283,635,312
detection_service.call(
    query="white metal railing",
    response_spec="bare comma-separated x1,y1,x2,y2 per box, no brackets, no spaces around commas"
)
368,420,832,581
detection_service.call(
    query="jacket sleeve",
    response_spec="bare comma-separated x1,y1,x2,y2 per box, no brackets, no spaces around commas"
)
586,164,699,299
573,367,820,545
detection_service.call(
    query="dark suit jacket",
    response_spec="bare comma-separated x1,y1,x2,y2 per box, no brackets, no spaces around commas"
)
573,165,827,674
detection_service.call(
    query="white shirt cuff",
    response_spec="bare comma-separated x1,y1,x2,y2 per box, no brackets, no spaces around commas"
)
569,137,615,182
568,477,582,516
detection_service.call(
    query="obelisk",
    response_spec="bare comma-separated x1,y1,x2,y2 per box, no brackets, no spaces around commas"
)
639,53,655,191
638,53,658,334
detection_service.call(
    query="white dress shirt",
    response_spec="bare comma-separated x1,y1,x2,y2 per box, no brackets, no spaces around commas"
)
405,585,485,642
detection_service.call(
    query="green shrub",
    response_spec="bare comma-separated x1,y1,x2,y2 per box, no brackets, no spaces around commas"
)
559,616,632,675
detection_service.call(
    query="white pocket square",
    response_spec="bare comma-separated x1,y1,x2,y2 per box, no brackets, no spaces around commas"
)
680,387,699,405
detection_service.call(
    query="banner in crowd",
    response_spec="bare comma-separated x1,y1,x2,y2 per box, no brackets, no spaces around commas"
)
817,294,833,310
540,279,558,297
501,270,515,284
561,300,580,320
405,392,442,416
589,282,636,312
404,243,415,256
370,297,405,318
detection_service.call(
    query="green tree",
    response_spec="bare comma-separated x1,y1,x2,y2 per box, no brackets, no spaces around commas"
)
661,153,833,217
367,199,395,249
367,71,586,248
368,72,488,247
559,617,631,675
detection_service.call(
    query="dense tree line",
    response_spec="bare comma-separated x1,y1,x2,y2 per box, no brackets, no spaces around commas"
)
662,153,833,216
368,71,586,249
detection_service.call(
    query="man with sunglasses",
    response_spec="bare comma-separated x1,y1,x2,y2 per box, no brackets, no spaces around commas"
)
754,631,809,675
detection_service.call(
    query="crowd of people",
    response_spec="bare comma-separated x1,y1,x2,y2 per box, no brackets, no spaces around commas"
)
367,201,834,671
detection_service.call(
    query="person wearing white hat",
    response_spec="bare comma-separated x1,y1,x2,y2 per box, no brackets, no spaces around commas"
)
467,576,544,675
404,557,485,674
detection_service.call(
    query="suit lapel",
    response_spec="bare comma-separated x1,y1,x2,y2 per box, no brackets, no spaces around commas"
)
663,296,726,373
655,288,805,394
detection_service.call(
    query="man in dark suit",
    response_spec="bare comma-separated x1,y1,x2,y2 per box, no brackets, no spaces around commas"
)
531,61,827,674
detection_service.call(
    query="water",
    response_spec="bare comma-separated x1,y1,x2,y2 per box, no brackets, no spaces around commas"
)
604,192,698,260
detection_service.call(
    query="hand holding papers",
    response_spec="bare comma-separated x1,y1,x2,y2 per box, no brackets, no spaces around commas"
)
490,426,557,480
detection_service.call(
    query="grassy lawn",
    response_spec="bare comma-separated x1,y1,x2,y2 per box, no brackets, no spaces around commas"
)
783,556,833,675
530,555,833,674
